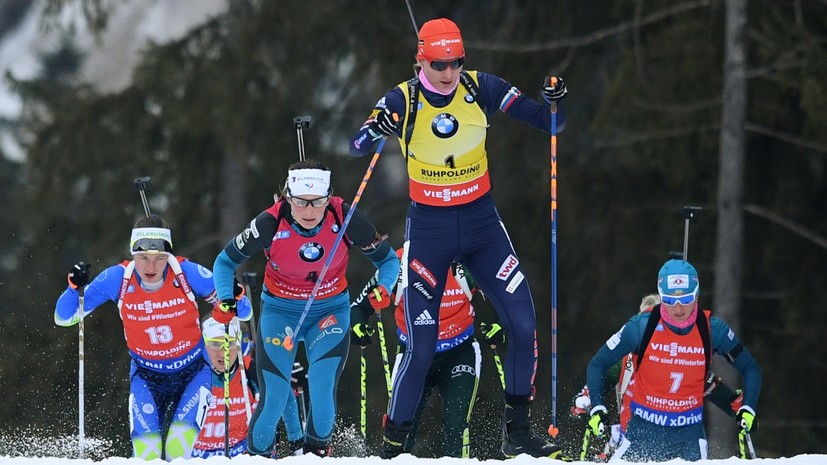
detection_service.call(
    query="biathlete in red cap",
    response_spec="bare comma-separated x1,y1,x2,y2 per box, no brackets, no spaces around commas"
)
350,17,569,460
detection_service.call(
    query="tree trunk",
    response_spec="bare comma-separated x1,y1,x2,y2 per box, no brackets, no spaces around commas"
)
710,0,747,457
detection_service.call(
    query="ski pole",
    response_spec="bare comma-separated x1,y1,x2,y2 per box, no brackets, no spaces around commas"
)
482,322,507,390
360,346,367,438
293,361,309,432
738,428,757,459
492,347,506,390
579,428,591,461
548,81,560,438
375,310,393,397
77,276,86,459
223,322,231,456
241,272,258,343
404,0,418,35
284,130,393,351
235,318,253,423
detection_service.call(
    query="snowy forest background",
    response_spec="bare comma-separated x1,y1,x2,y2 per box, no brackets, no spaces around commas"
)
0,0,825,460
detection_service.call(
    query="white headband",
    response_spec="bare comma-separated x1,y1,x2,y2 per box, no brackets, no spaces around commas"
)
130,227,173,255
202,317,239,340
287,169,330,197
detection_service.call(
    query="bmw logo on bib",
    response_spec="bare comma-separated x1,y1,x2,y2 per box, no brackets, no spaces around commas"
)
299,242,324,262
432,113,458,139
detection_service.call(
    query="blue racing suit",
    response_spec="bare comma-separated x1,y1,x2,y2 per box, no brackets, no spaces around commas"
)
586,309,761,461
55,258,251,460
350,70,565,429
213,198,398,456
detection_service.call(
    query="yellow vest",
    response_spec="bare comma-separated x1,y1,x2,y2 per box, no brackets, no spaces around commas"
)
397,71,491,206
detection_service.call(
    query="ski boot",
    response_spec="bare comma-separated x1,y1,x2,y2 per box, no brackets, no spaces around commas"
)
380,420,411,459
288,438,305,456
501,394,571,460
304,438,332,457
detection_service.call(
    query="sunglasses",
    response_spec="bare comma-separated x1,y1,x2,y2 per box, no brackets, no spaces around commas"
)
429,57,465,71
205,338,239,350
659,289,698,306
131,238,172,254
288,196,329,208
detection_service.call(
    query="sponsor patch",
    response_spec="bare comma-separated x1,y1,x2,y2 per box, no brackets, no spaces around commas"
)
411,280,434,301
666,274,690,290
431,113,459,138
505,271,524,294
410,259,438,287
496,254,519,281
413,309,436,326
319,315,338,330
197,264,212,278
299,242,324,262
606,327,623,350
248,219,260,239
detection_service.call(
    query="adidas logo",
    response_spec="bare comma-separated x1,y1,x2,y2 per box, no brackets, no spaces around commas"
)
413,309,436,326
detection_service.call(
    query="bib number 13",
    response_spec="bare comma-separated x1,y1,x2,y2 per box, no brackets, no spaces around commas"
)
145,325,173,344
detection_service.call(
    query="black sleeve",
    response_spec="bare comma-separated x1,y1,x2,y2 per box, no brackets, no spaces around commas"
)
350,272,380,327
341,203,382,249
223,210,280,263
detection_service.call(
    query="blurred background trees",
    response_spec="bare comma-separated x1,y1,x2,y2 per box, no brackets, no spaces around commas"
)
0,0,825,458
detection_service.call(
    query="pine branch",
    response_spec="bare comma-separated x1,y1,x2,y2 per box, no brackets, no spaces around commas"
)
743,203,827,252
470,0,719,53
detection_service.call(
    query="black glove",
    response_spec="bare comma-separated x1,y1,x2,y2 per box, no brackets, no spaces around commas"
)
233,277,245,299
736,408,758,433
480,322,506,346
542,76,568,103
351,322,376,346
588,407,609,437
68,262,91,289
291,361,308,392
368,108,399,140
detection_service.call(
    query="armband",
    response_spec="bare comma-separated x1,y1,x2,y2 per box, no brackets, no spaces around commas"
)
725,343,744,363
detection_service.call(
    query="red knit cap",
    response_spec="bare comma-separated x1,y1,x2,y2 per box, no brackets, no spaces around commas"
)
417,18,465,61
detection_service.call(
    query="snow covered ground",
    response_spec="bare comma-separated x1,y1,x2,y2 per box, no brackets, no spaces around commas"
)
0,432,822,465
0,454,825,465
0,429,823,464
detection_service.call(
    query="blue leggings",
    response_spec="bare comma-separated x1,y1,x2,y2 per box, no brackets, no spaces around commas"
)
389,194,538,426
129,359,212,460
612,415,707,462
247,292,350,456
